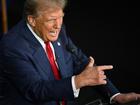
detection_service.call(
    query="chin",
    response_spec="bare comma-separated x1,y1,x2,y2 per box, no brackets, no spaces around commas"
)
50,37,58,42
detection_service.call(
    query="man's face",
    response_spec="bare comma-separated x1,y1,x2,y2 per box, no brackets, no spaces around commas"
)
28,8,64,42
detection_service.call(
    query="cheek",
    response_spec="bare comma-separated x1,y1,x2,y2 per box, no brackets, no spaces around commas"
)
43,23,53,31
42,26,50,34
42,26,52,37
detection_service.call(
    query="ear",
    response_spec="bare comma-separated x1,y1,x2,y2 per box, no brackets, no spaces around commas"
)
27,15,36,27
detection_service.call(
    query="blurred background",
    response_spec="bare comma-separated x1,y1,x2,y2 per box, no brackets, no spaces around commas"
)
0,0,140,103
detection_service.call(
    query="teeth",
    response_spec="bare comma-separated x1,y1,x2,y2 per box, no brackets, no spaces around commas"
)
50,31,56,36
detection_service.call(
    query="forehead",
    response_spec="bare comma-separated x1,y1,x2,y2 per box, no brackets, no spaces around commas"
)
38,8,64,18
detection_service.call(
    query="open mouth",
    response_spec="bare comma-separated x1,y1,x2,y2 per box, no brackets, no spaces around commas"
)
49,31,57,36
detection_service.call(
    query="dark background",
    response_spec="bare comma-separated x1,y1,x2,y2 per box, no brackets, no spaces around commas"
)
0,0,140,102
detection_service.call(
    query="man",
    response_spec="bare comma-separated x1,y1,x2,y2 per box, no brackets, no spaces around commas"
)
0,0,140,105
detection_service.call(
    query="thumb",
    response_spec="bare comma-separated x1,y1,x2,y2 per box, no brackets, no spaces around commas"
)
87,56,95,67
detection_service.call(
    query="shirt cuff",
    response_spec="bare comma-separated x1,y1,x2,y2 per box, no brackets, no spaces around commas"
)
71,76,80,98
110,93,121,104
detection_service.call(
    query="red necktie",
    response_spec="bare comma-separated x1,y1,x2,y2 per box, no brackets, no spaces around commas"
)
45,42,66,105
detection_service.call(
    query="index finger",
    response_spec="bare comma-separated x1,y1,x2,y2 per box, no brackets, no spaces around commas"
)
97,65,113,71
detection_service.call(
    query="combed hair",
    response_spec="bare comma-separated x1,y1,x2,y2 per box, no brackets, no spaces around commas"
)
23,0,67,20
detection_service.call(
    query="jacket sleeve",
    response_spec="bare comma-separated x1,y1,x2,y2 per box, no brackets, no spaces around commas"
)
60,25,120,99
59,25,89,75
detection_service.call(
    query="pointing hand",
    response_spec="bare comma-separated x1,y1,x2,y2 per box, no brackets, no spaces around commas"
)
75,56,113,89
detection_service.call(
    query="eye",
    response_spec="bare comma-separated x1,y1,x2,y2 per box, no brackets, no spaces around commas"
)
47,19,56,22
44,16,64,24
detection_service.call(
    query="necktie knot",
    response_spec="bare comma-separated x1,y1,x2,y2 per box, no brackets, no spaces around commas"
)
44,41,49,46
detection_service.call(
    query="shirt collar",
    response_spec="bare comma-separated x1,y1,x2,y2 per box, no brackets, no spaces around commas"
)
27,23,46,50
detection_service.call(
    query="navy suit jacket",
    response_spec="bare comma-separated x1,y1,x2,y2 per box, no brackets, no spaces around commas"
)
0,20,119,105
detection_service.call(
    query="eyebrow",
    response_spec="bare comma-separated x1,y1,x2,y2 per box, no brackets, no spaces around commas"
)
48,15,64,19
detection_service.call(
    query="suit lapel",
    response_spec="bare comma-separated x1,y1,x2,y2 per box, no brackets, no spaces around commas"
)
20,20,55,80
52,40,70,78
32,46,55,80
31,40,70,80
